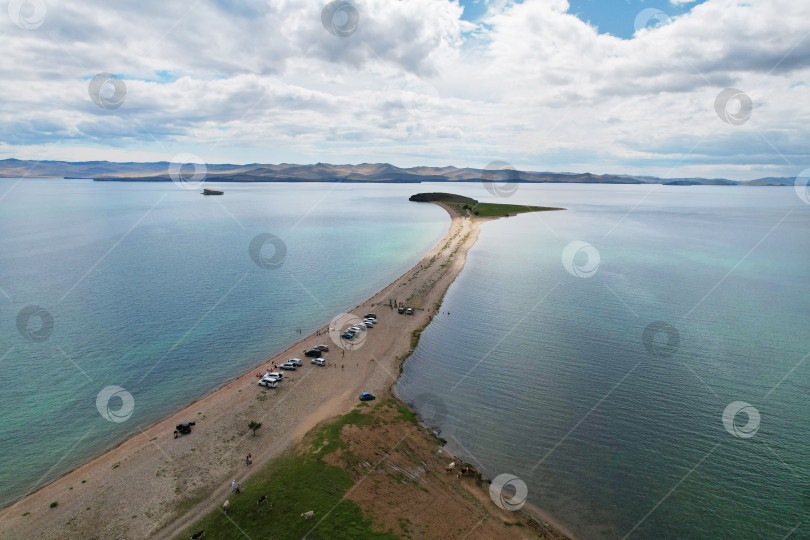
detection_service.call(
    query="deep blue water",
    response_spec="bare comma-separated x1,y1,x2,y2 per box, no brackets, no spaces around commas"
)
0,179,449,507
396,184,810,539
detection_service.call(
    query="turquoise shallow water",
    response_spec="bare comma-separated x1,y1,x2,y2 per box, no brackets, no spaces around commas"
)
0,179,449,507
396,184,810,539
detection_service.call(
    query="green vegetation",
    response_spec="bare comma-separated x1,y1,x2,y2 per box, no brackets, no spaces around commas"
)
393,402,418,426
49,502,58,509
409,192,564,217
180,408,395,540
247,420,262,436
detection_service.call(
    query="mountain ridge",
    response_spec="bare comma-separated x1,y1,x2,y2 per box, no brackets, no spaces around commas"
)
0,158,794,185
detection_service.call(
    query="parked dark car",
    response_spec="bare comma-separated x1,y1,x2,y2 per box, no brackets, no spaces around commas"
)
304,349,322,357
398,307,406,314
341,332,355,340
363,313,376,319
313,344,329,352
359,392,376,401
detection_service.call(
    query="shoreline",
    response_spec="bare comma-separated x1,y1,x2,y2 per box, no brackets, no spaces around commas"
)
0,207,451,512
0,201,571,539
0,224,447,513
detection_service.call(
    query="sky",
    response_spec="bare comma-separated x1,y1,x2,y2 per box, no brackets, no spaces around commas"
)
2,0,809,180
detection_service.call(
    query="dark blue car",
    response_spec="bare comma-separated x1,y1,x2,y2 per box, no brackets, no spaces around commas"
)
358,392,375,402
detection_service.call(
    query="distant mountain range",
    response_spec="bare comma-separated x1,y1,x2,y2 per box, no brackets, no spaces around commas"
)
0,158,794,186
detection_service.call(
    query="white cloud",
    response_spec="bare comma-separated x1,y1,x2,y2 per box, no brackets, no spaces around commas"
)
1,0,808,180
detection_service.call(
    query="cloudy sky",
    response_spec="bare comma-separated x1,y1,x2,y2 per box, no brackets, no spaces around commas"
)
2,0,809,180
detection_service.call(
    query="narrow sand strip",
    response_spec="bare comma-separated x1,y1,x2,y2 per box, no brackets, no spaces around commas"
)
0,203,499,539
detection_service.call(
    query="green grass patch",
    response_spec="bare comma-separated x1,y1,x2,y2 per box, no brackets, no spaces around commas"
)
180,409,393,540
409,192,563,218
472,202,562,217
393,404,418,426
410,328,422,350
312,408,374,459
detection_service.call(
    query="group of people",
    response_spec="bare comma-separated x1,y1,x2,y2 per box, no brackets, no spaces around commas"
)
231,480,242,494
245,453,252,466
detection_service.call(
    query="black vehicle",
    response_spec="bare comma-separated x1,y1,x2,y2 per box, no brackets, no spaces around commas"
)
363,313,376,320
341,332,355,340
398,307,406,314
313,344,329,352
176,421,195,434
304,349,322,358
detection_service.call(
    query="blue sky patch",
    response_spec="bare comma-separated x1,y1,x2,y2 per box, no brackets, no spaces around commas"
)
566,0,708,39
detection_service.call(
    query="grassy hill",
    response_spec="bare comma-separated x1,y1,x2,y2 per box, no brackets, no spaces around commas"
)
409,192,564,217
179,400,561,539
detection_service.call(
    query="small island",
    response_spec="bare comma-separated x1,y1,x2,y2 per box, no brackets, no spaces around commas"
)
202,188,224,195
409,192,564,217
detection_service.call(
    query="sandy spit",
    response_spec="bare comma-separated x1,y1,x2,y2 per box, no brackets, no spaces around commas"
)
0,203,491,538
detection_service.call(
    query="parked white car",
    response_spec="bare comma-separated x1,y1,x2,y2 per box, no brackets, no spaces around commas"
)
311,357,325,366
258,378,278,388
287,358,303,367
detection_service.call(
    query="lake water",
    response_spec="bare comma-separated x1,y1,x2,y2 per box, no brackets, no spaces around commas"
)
0,179,450,507
2,180,807,539
396,183,810,538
